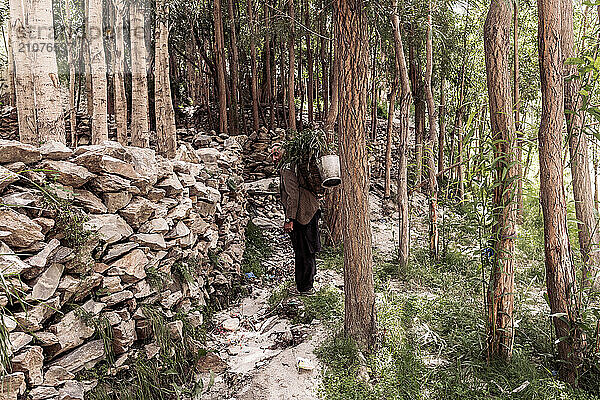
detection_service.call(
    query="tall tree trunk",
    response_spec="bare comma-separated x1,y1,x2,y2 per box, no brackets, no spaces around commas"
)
248,0,260,132
562,0,600,287
4,19,16,107
408,35,424,187
455,25,468,201
370,38,378,141
83,0,93,120
227,0,240,134
88,0,108,144
438,77,446,181
213,0,228,134
391,0,412,271
424,0,439,259
484,0,517,362
130,0,150,147
537,0,584,384
10,0,37,144
113,0,128,145
514,1,524,222
155,0,177,158
288,0,297,132
305,0,314,124
265,0,275,131
334,0,376,351
324,53,339,135
384,57,398,199
65,0,78,145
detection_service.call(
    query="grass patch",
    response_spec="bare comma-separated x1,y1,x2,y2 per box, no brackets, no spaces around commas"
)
318,245,344,272
242,221,273,276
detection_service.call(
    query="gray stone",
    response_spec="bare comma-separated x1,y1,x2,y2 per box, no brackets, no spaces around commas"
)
0,140,41,164
139,218,169,234
9,332,33,353
166,221,190,239
34,331,59,346
0,372,26,400
84,214,133,244
1,190,40,208
113,319,136,354
29,386,59,400
75,153,140,180
73,189,107,214
156,173,183,196
15,297,60,331
0,208,44,248
89,174,131,192
102,276,123,294
119,197,156,228
41,160,95,188
11,346,44,385
107,249,148,283
40,140,73,160
103,191,132,213
43,366,74,386
30,263,64,301
0,165,19,191
0,241,30,275
100,289,133,306
51,300,105,355
196,148,221,164
191,182,221,203
132,233,166,250
58,380,84,400
102,242,139,263
128,147,158,185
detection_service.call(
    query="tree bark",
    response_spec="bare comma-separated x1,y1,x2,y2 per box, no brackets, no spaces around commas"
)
154,0,177,158
562,0,600,287
248,0,260,132
305,0,314,124
484,0,517,361
408,34,425,187
265,0,275,130
391,0,412,271
370,37,378,141
334,0,376,351
537,0,584,384
384,59,398,199
10,0,38,144
88,0,108,144
227,0,240,134
213,0,228,134
288,0,297,132
424,0,439,259
65,0,78,145
113,0,128,145
130,0,150,147
514,1,524,222
438,77,446,181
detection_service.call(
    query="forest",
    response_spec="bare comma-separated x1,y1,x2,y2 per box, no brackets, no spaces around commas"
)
0,0,600,398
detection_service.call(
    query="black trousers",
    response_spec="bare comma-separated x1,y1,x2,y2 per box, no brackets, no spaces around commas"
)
289,210,321,292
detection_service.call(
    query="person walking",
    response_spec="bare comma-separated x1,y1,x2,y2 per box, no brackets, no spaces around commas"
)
271,144,321,295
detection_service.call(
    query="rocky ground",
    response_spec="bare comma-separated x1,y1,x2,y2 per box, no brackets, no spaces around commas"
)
192,180,427,400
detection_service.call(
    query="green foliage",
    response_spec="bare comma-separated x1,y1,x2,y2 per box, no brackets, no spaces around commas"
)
279,128,336,168
173,256,200,284
242,221,273,276
318,245,344,273
75,307,115,366
297,286,342,324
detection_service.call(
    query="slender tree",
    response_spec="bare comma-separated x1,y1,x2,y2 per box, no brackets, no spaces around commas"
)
424,0,439,259
88,0,109,144
248,0,260,133
288,0,297,132
227,0,240,133
384,50,399,199
113,0,128,145
334,0,376,351
484,0,517,361
155,0,177,158
538,0,584,384
130,0,150,147
562,0,600,287
64,0,78,145
391,0,412,270
213,0,228,134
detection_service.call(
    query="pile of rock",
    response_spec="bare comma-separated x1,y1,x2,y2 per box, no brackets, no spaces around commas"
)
0,106,18,141
0,137,247,399
242,127,285,181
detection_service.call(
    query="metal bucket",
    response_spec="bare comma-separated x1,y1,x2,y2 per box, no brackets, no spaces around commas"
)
317,155,341,188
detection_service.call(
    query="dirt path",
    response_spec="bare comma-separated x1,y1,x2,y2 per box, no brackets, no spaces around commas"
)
197,190,404,400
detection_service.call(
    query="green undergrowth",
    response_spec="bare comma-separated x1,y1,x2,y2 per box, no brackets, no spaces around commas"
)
268,280,342,324
242,221,273,276
317,193,600,400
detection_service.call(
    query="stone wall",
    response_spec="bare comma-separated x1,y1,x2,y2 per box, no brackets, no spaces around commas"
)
242,127,285,181
0,137,247,399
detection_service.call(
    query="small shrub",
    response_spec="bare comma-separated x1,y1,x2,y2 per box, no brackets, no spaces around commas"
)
242,221,273,276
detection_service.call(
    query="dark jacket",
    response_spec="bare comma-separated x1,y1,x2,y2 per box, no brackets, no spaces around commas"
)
280,166,320,225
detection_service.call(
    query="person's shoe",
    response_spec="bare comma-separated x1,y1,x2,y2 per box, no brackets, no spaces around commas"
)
299,287,316,296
